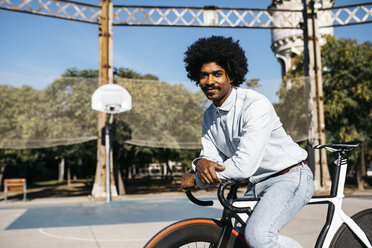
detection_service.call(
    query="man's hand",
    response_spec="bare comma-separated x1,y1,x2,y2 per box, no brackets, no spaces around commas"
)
180,173,196,192
196,158,226,185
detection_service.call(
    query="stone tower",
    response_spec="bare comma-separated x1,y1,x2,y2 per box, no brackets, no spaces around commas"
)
270,0,334,77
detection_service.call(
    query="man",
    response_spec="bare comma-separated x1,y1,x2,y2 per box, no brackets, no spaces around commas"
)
181,36,315,247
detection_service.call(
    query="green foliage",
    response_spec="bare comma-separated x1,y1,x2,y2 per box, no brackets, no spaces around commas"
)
44,75,97,140
0,67,205,183
0,85,52,148
281,35,372,164
274,78,308,142
62,68,99,78
115,68,159,81
116,79,205,148
321,36,371,145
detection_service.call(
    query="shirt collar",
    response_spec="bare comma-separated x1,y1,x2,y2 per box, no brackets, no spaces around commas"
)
215,87,236,113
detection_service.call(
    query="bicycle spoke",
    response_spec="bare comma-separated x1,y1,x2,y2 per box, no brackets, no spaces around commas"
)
179,242,215,248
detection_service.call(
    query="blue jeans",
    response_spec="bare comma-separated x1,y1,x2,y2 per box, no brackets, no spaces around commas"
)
244,163,315,248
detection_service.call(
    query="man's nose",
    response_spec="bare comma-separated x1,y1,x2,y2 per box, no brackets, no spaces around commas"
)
206,74,215,85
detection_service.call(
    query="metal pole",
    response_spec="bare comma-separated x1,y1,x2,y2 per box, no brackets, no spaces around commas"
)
310,1,330,189
302,0,330,191
302,0,316,174
105,113,111,202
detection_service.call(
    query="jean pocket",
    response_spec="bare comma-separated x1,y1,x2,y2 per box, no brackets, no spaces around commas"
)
304,174,315,204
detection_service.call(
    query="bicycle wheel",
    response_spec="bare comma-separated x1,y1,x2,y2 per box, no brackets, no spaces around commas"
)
330,208,372,248
144,218,248,248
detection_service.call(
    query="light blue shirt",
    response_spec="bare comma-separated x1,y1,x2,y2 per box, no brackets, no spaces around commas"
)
193,87,307,188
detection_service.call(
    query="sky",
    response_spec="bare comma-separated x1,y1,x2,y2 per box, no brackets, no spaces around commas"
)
0,0,371,103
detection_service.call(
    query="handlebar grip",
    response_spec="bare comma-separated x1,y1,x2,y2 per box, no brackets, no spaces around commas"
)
186,190,214,206
218,180,252,214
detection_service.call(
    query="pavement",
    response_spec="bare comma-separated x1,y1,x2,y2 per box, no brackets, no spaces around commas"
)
0,189,371,248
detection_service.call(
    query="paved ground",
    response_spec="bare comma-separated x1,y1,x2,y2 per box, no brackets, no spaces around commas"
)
0,190,371,248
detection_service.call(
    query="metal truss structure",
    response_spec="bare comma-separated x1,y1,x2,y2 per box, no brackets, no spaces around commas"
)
1,0,371,28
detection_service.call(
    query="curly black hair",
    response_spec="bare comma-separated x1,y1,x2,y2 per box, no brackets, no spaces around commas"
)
184,36,248,87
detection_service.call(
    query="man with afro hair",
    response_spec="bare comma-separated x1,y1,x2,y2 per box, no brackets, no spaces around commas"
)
181,36,315,248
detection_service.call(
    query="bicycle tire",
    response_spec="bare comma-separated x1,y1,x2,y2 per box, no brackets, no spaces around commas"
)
330,208,372,248
144,218,248,248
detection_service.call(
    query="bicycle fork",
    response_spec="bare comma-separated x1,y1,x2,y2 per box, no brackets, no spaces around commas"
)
215,209,235,248
215,185,250,248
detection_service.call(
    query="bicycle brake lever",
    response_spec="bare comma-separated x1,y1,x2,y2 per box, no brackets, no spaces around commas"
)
186,191,214,206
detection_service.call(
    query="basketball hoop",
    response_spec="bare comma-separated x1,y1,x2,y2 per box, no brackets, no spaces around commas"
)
91,84,132,114
91,84,132,202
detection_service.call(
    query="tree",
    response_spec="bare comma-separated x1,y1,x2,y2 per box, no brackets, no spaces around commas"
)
0,74,99,188
115,67,158,81
45,68,97,142
0,85,51,188
115,79,205,149
0,67,206,196
0,85,50,148
274,77,308,143
0,150,17,190
110,119,132,194
58,68,205,195
282,35,372,189
321,36,371,189
112,75,206,194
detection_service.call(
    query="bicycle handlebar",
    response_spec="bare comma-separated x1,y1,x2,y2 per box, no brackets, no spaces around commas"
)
186,190,214,206
218,180,253,214
185,180,253,214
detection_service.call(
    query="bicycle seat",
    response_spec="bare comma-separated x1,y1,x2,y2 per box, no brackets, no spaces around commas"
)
314,140,362,152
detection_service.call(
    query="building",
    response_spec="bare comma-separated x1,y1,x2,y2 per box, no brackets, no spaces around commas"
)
270,0,334,78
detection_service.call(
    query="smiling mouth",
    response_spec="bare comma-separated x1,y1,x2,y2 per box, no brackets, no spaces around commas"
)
203,86,219,92
206,88,217,92
204,89,218,96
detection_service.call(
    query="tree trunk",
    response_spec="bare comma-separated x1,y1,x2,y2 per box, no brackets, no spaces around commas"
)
58,158,65,182
117,166,126,195
114,149,126,195
166,160,173,180
357,143,366,190
67,162,71,186
0,164,6,191
160,162,165,179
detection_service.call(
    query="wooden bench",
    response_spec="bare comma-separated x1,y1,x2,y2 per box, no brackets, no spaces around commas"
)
4,178,27,201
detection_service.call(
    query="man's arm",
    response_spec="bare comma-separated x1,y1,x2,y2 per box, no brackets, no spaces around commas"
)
180,159,225,191
216,98,274,180
182,117,226,190
192,123,226,188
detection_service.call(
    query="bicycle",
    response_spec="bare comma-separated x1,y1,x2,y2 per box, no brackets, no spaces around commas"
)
144,140,372,248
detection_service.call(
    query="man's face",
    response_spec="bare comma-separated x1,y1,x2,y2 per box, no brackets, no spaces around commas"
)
199,62,233,107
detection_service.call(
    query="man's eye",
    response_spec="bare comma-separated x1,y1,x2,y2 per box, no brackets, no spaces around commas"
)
214,72,222,77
